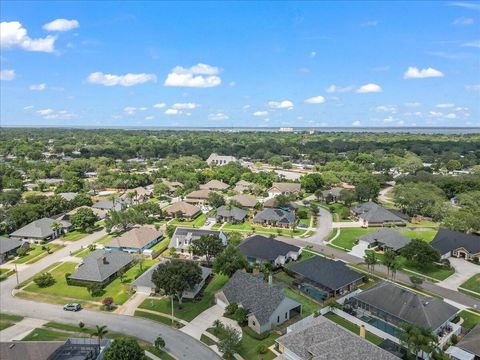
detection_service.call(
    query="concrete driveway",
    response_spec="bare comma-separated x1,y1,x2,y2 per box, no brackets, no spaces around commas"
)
349,242,369,259
181,305,241,340
437,258,480,291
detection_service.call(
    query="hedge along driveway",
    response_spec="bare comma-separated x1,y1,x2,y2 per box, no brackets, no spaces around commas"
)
23,259,157,305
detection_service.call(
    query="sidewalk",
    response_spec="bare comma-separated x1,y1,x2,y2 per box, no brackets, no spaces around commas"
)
0,317,47,341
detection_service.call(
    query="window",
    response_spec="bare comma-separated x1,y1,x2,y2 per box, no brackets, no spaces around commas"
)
252,320,255,326
277,316,280,323
285,312,288,319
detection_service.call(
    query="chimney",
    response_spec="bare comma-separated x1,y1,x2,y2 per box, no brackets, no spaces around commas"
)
102,256,108,264
268,274,273,286
359,325,366,339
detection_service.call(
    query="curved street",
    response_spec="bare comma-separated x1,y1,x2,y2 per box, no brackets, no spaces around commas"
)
0,230,220,360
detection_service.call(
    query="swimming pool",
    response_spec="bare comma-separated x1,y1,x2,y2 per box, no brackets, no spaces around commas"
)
360,315,402,336
300,284,328,301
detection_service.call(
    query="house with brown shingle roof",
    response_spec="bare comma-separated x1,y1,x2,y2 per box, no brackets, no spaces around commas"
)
230,194,258,209
185,189,212,205
267,182,301,197
105,226,164,254
234,180,254,193
200,179,230,191
164,201,202,220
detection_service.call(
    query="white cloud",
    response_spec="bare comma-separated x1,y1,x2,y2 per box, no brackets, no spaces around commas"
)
268,100,294,109
23,105,34,111
0,69,15,80
429,111,444,118
465,84,480,92
153,103,166,109
145,115,154,120
361,20,379,27
139,107,147,111
123,106,136,116
172,102,197,110
325,84,355,93
208,112,229,121
43,19,79,32
229,81,236,87
447,2,480,11
352,120,361,126
461,40,480,48
36,108,76,120
375,105,397,113
404,66,444,79
445,113,457,119
310,51,317,58
304,96,326,104
37,108,54,116
452,17,474,25
29,83,47,91
253,111,269,117
164,63,221,88
383,116,395,123
165,108,180,115
356,83,382,93
404,102,421,107
87,72,157,86
436,103,454,108
1,21,56,52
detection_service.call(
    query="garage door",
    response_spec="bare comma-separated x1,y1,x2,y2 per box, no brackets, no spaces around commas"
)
216,297,227,309
136,286,153,294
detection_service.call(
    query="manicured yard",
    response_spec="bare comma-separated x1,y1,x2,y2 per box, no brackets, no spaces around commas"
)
399,229,437,243
324,313,383,345
238,329,280,360
94,233,116,245
283,287,320,316
170,213,207,228
331,227,377,250
458,310,480,330
61,230,89,241
0,313,23,331
15,243,63,264
135,310,183,328
460,274,480,294
70,247,92,258
221,222,305,237
22,328,74,341
0,268,15,281
23,260,156,305
138,274,229,321
150,237,170,254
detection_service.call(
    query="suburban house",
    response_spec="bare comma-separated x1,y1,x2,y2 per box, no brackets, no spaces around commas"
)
58,192,78,201
200,179,230,191
68,249,133,285
234,180,254,193
351,202,409,227
346,281,459,338
132,260,212,298
215,271,302,334
253,208,295,228
289,256,364,300
230,194,258,209
206,153,237,166
0,236,25,263
169,227,227,252
105,226,164,254
358,228,411,252
238,235,301,266
216,205,248,223
185,189,211,205
120,186,153,203
276,316,398,360
267,182,301,197
320,187,344,203
263,196,297,211
10,218,72,243
92,199,126,212
163,180,183,194
62,206,107,220
430,228,480,262
164,201,202,220
446,324,480,360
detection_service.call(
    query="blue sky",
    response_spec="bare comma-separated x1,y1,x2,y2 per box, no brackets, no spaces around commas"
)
1,1,479,128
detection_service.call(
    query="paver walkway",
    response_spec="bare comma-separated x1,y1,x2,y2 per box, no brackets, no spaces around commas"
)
116,292,149,315
0,317,47,341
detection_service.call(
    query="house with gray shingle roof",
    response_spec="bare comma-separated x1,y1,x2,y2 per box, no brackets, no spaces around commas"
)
238,235,301,267
92,199,126,211
351,202,408,227
10,218,72,243
0,236,25,263
215,271,302,334
68,249,133,285
358,228,411,252
347,281,458,336
169,227,227,252
216,205,248,223
446,324,480,360
253,208,295,228
431,228,480,262
276,316,399,360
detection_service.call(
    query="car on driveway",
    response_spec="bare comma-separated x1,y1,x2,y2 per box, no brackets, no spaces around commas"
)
63,303,81,311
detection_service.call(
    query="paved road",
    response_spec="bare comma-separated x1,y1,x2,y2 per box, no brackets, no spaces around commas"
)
0,230,220,360
278,237,480,310
299,206,332,243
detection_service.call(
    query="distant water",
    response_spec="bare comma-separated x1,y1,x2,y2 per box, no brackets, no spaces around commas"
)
3,125,480,134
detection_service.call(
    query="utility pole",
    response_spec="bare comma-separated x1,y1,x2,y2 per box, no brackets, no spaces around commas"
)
171,295,174,326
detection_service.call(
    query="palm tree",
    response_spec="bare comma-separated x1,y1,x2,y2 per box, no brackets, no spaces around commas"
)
51,221,62,238
390,258,402,280
382,250,397,277
363,252,378,274
91,325,108,348
398,323,436,360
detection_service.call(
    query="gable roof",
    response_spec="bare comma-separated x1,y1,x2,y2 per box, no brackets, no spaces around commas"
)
185,189,211,199
276,316,399,360
106,226,163,249
92,199,125,211
66,206,107,219
10,218,71,239
351,202,408,223
69,250,133,282
455,324,480,356
231,194,258,208
253,208,295,224
263,197,297,210
321,187,344,198
200,179,230,190
58,192,78,201
164,201,201,218
0,236,23,255
216,205,248,221
358,228,411,251
290,256,363,291
169,227,226,248
238,235,300,261
352,281,458,330
221,270,300,325
430,228,480,255
206,153,237,164
268,182,301,193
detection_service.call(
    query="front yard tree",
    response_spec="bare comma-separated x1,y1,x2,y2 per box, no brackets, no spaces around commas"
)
154,336,165,351
105,209,147,233
191,234,225,265
363,252,378,274
104,337,144,360
217,325,241,360
355,176,380,201
151,260,202,306
401,240,440,268
208,192,226,208
70,207,97,231
382,250,397,277
34,272,55,288
213,245,248,277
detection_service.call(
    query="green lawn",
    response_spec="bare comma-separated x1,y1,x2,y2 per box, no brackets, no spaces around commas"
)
138,274,229,321
14,244,63,264
221,222,305,237
22,328,76,341
238,328,280,360
0,313,23,331
331,228,377,250
61,230,89,241
399,229,437,243
324,313,383,345
459,310,480,330
460,274,480,294
135,310,183,328
150,237,170,254
283,287,320,316
94,233,116,245
70,247,92,258
24,260,156,305
200,333,216,346
0,268,15,281
170,213,207,228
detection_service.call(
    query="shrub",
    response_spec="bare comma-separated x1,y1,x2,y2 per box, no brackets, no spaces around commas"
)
224,303,238,316
243,326,269,340
16,247,28,257
234,307,248,326
102,297,114,310
257,344,268,354
450,334,458,345
87,283,104,297
65,273,71,282
34,272,55,288
155,336,165,350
